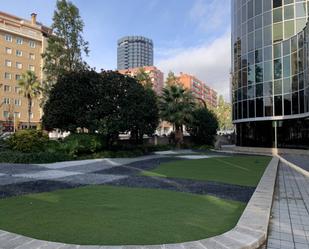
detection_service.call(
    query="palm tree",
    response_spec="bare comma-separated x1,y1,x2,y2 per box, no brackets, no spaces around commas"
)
18,71,41,129
135,68,153,89
159,84,196,147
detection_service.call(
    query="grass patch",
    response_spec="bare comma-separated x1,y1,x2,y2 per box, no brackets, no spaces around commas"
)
0,185,245,245
142,156,271,187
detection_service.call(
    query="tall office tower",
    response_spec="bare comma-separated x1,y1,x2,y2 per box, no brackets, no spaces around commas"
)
117,36,153,70
231,0,309,149
0,11,51,131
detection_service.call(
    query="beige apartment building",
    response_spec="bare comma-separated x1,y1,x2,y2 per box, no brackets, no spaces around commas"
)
0,11,51,131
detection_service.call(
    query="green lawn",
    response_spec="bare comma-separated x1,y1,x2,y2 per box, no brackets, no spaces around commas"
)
142,156,271,187
0,186,245,245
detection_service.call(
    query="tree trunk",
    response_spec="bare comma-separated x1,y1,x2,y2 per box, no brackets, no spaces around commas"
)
175,125,183,149
28,97,32,129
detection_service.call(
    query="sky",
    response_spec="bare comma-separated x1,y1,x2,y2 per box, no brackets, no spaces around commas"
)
1,0,231,100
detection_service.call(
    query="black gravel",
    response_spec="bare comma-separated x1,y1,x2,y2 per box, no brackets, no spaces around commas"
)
0,156,256,203
0,180,82,199
105,176,255,202
94,157,179,175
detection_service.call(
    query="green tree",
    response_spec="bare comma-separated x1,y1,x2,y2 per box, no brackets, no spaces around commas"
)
213,95,233,130
165,71,179,87
42,0,89,102
186,108,219,145
159,85,195,147
42,70,100,132
18,71,41,129
128,88,159,144
42,70,159,147
135,68,153,89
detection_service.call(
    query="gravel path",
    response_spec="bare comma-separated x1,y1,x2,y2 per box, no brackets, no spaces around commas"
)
0,154,255,203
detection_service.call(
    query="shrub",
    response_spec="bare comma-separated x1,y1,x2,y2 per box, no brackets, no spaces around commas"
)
186,108,219,146
8,130,49,153
0,151,73,164
61,134,104,156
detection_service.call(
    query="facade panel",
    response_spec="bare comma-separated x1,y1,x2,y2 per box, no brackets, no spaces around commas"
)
231,0,309,149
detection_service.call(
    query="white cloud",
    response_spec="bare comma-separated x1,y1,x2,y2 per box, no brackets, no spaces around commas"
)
189,0,230,33
157,32,231,101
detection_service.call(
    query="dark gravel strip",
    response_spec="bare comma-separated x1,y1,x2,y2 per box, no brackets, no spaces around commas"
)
105,176,255,203
94,157,180,175
0,180,83,199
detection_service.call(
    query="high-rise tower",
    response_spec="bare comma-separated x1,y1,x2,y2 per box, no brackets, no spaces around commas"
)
117,36,153,70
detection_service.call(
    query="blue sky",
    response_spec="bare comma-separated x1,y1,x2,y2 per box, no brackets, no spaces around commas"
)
2,0,231,98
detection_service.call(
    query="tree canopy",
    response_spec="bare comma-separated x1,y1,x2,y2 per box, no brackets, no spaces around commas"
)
159,84,195,146
42,0,89,103
186,108,219,145
213,95,233,130
18,71,41,128
42,70,159,145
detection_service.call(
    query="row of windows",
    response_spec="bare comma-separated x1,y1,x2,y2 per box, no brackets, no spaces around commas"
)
5,47,36,60
2,85,21,93
233,0,308,27
232,0,309,48
4,70,35,80
232,0,309,121
4,60,35,70
4,34,36,48
233,24,308,89
3,98,22,106
233,88,308,119
234,76,308,101
3,111,33,119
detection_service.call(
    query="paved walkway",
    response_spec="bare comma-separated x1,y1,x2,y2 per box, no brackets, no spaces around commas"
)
267,161,309,249
280,155,309,172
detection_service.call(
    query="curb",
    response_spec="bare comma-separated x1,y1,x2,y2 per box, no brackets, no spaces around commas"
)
277,155,309,177
0,157,279,249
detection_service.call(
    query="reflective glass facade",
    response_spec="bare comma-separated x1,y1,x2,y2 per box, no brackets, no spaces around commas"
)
231,0,309,148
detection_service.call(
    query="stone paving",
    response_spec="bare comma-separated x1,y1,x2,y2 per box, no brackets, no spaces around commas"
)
280,155,309,172
267,162,309,249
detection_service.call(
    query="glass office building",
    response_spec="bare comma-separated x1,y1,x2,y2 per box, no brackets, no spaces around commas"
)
231,0,309,149
117,36,153,70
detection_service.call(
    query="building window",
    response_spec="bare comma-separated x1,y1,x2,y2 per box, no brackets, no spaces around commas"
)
16,62,22,69
15,87,21,93
5,34,12,42
16,50,22,57
4,85,11,92
29,53,35,60
15,99,21,106
3,98,10,105
3,111,9,118
29,41,36,48
16,37,23,45
4,72,12,80
15,75,21,80
29,65,35,72
14,112,20,118
5,60,12,67
5,47,12,54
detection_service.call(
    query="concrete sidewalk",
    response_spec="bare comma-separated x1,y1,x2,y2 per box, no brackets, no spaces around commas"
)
267,162,309,249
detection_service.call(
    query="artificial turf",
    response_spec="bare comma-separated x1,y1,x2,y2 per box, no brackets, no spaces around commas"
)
142,156,271,187
0,185,245,245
